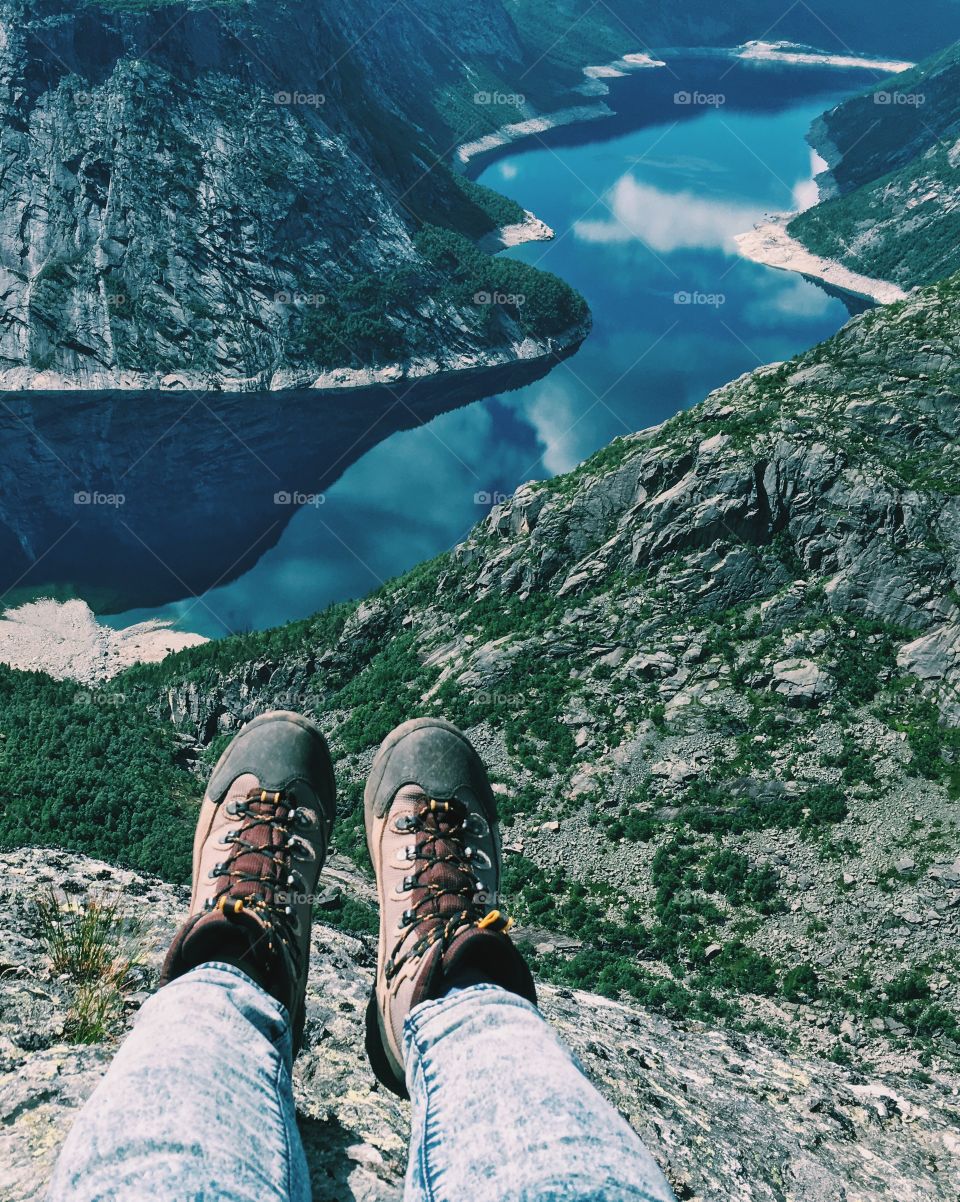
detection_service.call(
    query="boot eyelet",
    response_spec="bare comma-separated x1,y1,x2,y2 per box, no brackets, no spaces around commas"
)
286,835,316,862
464,814,488,836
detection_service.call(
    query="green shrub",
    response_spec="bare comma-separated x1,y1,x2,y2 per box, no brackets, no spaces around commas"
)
782,962,820,1002
599,803,658,843
0,667,198,881
33,889,144,1043
701,849,780,912
314,894,379,936
415,224,588,340
886,968,930,1003
708,943,778,996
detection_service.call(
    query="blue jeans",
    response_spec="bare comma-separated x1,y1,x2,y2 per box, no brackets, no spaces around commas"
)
47,964,676,1202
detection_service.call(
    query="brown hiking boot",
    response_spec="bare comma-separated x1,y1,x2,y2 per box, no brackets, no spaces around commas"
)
160,710,335,1053
364,717,536,1095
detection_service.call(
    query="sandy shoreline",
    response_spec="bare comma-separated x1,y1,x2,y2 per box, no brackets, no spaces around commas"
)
456,50,665,170
736,215,908,305
456,104,613,169
478,210,555,253
735,40,914,73
0,599,207,684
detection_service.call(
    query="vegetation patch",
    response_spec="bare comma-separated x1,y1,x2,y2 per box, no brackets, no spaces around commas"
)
33,889,145,1043
0,666,197,881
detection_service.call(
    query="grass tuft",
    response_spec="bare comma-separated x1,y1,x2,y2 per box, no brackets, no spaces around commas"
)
33,889,145,1043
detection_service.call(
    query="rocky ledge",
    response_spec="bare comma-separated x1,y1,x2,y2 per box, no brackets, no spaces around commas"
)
2,848,958,1202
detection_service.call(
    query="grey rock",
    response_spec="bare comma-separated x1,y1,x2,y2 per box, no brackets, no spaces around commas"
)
3,848,959,1202
0,0,585,391
771,659,835,707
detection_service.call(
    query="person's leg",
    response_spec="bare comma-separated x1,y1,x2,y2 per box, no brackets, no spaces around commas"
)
403,984,676,1202
47,963,309,1202
363,717,677,1202
47,709,337,1202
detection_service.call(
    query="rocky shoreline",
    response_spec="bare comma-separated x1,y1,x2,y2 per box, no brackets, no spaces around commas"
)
0,599,207,684
455,50,665,170
477,209,555,253
735,214,909,305
0,311,589,395
734,40,914,72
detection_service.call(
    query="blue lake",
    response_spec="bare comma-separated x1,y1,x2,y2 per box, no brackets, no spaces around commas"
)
5,53,887,637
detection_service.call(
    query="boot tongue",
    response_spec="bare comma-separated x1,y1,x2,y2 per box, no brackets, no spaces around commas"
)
226,783,292,905
399,786,473,922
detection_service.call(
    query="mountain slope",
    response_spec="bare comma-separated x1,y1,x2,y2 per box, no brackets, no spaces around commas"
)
0,0,592,390
2,274,959,1084
509,0,960,64
788,42,960,288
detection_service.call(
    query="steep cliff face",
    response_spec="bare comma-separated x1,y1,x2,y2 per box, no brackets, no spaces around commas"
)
0,0,588,390
788,42,960,287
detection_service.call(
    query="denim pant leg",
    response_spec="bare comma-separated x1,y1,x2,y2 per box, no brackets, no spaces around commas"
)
402,984,677,1202
47,963,310,1202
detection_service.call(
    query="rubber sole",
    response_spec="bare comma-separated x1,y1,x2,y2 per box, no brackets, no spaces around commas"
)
365,987,409,1098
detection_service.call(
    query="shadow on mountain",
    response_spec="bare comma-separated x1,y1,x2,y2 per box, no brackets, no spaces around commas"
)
0,351,571,615
464,54,886,175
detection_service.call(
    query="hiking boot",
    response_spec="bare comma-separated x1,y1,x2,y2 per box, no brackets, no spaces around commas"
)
160,710,336,1053
364,717,536,1095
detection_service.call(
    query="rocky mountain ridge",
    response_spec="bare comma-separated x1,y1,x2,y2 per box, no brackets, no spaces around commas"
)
788,41,960,288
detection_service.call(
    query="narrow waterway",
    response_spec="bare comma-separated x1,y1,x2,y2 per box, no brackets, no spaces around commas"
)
18,52,893,637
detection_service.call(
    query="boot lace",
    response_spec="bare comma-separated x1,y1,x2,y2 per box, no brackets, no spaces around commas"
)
386,795,512,981
205,788,318,965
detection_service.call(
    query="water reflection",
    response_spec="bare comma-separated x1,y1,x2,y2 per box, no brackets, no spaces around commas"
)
0,349,573,617
2,54,882,636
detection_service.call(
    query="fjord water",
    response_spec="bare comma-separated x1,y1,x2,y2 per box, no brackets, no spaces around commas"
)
94,57,878,634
